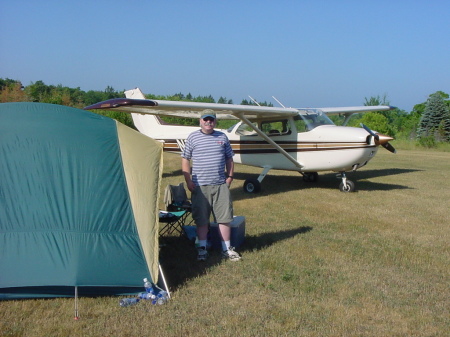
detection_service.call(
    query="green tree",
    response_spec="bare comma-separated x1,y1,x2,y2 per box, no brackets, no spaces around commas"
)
0,78,27,102
441,106,450,142
25,80,53,102
104,86,119,99
218,96,233,104
359,112,390,135
84,90,107,105
363,94,394,122
0,78,22,89
392,108,420,140
364,94,389,106
417,92,450,142
97,110,134,128
240,98,273,106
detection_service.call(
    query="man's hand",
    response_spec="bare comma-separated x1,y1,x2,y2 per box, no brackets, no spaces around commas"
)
186,180,196,192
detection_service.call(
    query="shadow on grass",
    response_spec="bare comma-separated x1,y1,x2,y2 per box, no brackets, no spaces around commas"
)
229,168,420,201
159,226,312,291
163,168,419,200
162,169,183,179
163,168,421,196
241,226,312,251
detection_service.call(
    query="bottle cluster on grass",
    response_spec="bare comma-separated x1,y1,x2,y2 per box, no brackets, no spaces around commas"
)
119,278,169,307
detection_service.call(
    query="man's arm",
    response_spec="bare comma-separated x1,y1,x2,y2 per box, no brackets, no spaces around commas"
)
181,157,195,192
225,157,234,186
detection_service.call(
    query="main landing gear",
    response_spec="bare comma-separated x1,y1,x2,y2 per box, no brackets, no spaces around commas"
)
243,178,261,193
243,166,270,193
302,172,319,182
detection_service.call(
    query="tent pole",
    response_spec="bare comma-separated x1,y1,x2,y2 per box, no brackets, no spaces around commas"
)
158,263,171,298
74,286,79,320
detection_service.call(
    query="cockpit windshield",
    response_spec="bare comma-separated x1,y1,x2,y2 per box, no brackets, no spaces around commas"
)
294,109,335,132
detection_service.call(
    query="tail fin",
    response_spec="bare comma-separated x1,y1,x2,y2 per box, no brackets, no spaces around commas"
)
125,88,146,99
124,88,161,135
123,87,195,145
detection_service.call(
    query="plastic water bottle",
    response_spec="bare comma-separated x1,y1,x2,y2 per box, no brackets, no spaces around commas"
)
119,297,140,307
138,292,152,300
155,290,168,305
143,278,154,295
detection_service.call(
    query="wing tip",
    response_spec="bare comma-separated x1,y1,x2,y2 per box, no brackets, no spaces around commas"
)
84,98,157,110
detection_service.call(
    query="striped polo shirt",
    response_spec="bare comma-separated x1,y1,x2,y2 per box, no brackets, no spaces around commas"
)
181,129,234,186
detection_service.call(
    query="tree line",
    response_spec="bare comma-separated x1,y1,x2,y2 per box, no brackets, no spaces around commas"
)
1,78,449,146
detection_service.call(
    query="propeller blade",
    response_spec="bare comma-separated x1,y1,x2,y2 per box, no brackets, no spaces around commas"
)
382,142,397,154
360,123,379,141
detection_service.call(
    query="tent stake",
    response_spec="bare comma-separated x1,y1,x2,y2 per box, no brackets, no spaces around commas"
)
74,286,79,320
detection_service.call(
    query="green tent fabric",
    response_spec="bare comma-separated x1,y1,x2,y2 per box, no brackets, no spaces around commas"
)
0,103,163,298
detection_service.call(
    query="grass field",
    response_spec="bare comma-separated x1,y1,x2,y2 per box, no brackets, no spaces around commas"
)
1,146,449,336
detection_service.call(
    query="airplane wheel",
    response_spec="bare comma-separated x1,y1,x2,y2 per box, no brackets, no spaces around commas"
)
243,178,261,193
339,180,355,192
303,172,318,182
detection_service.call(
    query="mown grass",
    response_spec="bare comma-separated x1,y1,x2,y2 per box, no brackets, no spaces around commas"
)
1,148,449,336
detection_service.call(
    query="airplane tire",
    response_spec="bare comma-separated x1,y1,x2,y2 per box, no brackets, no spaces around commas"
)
303,172,319,182
339,180,355,192
243,178,261,193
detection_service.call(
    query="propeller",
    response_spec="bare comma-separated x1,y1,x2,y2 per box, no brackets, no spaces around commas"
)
360,123,396,154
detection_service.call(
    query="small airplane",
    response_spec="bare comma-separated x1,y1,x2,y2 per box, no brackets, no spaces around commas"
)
84,88,396,193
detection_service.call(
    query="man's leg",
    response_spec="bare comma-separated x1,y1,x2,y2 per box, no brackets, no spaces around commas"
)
214,184,241,260
191,186,211,261
197,224,209,241
218,223,231,242
218,223,240,260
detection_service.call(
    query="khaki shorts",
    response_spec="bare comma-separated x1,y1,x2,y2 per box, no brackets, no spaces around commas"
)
191,184,233,227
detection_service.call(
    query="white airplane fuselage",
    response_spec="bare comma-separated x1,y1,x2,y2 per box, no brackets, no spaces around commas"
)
131,113,379,173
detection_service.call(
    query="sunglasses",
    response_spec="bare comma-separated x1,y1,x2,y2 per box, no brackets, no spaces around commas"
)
203,117,215,122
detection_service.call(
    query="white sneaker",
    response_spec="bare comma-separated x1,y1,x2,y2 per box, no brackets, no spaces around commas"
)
222,247,241,261
197,247,208,261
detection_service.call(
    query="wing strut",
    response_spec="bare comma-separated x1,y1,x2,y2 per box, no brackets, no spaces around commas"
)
236,113,304,169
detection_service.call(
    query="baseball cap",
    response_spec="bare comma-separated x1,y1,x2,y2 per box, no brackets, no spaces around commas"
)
201,114,216,120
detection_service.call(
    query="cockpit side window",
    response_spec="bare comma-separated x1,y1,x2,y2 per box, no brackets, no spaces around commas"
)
261,119,291,136
235,119,292,136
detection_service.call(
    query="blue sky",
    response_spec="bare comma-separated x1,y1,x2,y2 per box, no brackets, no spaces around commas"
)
1,0,449,112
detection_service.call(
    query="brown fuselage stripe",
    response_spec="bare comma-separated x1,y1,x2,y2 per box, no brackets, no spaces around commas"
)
161,139,373,153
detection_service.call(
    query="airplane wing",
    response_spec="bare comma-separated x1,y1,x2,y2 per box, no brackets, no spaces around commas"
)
84,97,299,121
320,106,396,115
84,87,395,121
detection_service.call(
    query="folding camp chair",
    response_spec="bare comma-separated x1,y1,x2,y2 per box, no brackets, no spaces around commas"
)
159,210,188,236
159,183,192,236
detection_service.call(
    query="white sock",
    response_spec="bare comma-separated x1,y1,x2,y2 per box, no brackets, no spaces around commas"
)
198,240,207,249
221,240,231,252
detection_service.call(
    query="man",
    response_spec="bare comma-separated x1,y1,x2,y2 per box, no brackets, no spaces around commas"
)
181,113,241,261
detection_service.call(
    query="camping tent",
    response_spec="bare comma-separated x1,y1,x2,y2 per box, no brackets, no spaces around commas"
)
0,102,163,299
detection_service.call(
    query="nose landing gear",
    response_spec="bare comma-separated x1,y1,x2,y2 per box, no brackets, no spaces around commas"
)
337,172,355,192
